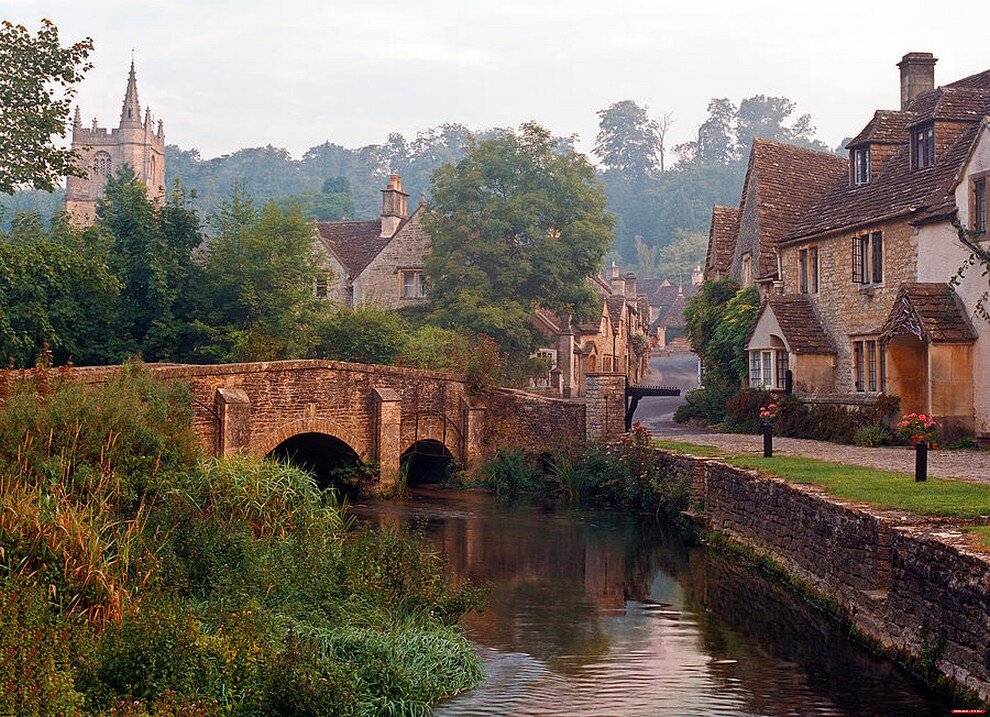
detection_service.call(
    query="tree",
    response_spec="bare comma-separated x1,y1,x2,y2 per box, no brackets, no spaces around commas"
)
0,19,92,194
695,98,738,164
277,174,355,221
195,197,325,362
425,122,614,365
736,95,830,153
657,229,707,284
0,211,118,366
656,112,673,173
98,168,202,361
594,100,661,181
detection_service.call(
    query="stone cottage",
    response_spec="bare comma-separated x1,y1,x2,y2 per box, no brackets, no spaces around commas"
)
315,175,429,309
710,52,990,439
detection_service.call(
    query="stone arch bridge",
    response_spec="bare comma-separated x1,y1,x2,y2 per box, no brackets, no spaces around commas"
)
75,360,622,487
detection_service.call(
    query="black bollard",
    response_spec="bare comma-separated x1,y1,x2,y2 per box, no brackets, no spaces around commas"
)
763,422,773,458
915,440,928,482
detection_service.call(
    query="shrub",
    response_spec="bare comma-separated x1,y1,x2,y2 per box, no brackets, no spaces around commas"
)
313,306,410,365
476,447,544,497
673,379,737,425
853,423,893,447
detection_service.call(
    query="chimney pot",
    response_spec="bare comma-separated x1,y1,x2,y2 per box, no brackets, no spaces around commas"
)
898,52,937,109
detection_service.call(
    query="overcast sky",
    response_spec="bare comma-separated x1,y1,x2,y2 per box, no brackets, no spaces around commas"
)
7,0,990,161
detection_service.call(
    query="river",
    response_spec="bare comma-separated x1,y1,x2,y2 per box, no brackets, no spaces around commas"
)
352,489,954,716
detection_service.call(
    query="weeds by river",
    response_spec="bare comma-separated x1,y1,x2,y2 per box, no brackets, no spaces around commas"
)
0,365,483,716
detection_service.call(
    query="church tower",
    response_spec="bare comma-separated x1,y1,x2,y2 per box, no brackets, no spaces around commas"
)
65,60,166,224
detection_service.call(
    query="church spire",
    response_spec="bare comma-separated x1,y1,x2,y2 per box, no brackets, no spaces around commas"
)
118,58,142,128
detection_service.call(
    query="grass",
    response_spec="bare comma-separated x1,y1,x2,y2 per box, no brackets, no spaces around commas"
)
651,437,990,518
965,525,990,552
651,439,726,457
725,455,990,518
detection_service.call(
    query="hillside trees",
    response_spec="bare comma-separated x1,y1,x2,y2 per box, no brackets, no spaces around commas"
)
424,122,614,367
0,19,92,194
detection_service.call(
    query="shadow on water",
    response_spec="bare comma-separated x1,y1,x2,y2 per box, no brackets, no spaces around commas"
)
352,489,954,716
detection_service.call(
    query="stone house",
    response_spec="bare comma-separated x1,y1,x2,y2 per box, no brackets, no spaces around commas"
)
65,61,165,225
712,52,990,439
533,268,651,397
315,174,429,309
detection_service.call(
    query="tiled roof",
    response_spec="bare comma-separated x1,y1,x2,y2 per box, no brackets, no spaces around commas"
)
880,283,977,344
657,292,688,330
636,277,666,299
707,204,740,277
316,220,389,277
606,295,626,327
788,70,990,242
765,295,835,354
745,139,849,279
787,122,981,240
846,110,913,147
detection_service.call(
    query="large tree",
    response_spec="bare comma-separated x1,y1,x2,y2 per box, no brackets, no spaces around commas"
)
0,19,92,194
594,100,662,182
424,122,614,362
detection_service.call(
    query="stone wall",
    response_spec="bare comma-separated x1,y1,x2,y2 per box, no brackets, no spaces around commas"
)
484,388,586,453
353,208,430,309
584,372,626,439
652,448,990,701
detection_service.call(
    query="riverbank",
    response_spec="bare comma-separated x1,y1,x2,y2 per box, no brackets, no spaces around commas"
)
654,446,990,704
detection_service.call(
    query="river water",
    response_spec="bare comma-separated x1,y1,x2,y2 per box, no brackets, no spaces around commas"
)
352,489,954,716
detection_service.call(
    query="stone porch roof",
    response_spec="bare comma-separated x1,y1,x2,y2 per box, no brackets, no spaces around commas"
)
880,283,977,344
760,294,836,354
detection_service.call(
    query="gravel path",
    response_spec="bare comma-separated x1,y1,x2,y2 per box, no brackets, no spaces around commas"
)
655,429,990,485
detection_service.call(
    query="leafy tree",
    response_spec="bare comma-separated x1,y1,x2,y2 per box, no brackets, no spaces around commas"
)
683,277,740,371
707,285,760,385
0,211,118,366
594,100,661,181
277,175,355,221
98,168,202,361
694,98,738,165
657,229,707,283
312,306,409,365
424,122,614,365
194,198,325,362
0,19,92,194
736,95,830,153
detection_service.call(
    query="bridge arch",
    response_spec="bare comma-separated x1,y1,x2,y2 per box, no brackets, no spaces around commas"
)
401,439,457,486
256,418,366,459
260,419,368,494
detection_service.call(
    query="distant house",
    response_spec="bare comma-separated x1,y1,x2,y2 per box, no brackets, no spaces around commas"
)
315,175,430,309
705,52,990,439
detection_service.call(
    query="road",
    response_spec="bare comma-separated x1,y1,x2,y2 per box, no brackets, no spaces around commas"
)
632,352,699,434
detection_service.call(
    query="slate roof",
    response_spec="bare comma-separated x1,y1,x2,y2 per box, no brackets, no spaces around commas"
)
880,283,977,344
606,296,626,328
846,110,913,147
316,220,388,277
706,204,740,277
764,295,836,354
744,139,849,279
787,71,990,243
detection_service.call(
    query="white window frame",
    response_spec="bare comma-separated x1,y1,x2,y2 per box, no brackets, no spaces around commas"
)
400,269,426,299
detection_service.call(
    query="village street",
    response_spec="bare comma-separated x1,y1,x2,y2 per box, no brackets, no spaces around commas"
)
638,352,990,485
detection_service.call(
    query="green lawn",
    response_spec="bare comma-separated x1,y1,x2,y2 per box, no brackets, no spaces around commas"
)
966,525,990,551
651,440,990,518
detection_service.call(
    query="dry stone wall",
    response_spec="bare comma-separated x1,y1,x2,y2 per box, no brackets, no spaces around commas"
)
653,448,990,701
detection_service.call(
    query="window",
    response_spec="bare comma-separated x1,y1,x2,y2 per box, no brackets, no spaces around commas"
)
741,253,752,287
92,151,112,177
852,232,882,284
912,123,935,169
852,147,870,185
314,276,328,299
532,348,558,389
400,270,426,299
852,339,885,392
748,347,789,389
975,178,987,235
799,246,819,294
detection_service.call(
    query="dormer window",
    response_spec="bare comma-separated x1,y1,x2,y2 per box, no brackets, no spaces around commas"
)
852,148,870,185
912,122,935,169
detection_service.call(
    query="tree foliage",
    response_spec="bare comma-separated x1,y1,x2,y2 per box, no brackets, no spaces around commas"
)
424,122,614,362
594,100,662,181
0,19,92,194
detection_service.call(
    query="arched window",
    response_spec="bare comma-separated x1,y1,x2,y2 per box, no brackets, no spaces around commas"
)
92,151,112,177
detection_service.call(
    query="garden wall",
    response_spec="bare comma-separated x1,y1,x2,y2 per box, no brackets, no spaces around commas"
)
654,449,990,701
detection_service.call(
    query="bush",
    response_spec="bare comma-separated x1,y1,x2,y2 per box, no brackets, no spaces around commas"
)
313,306,410,365
476,447,544,497
673,379,736,425
853,423,893,447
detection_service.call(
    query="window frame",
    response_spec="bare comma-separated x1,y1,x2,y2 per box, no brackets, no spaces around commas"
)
852,338,885,393
399,269,426,299
852,147,871,185
799,246,819,294
912,122,935,169
973,174,988,236
852,232,882,285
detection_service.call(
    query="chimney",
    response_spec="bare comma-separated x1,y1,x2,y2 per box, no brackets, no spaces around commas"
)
609,262,625,295
898,52,937,109
624,272,637,299
691,264,703,285
380,173,408,238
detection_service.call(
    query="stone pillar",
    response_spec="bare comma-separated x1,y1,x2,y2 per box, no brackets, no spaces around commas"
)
214,387,251,456
585,372,626,440
557,321,575,398
461,396,487,469
373,388,402,489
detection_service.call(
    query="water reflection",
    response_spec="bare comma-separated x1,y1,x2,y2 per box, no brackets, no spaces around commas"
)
352,489,950,716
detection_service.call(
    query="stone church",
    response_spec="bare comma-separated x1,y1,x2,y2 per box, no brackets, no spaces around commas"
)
65,61,165,224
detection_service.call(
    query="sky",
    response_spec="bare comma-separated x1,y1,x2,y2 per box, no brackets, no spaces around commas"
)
6,0,990,161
